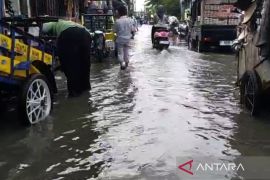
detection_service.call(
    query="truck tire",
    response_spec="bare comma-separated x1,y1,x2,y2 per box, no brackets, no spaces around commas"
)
188,37,193,50
197,40,204,53
240,71,261,116
95,49,104,62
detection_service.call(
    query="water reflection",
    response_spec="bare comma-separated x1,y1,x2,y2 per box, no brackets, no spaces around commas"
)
231,111,270,156
0,120,54,180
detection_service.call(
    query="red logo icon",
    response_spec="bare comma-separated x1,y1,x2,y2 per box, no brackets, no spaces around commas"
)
178,160,194,175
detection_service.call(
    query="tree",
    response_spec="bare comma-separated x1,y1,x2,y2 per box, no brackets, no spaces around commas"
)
145,0,180,17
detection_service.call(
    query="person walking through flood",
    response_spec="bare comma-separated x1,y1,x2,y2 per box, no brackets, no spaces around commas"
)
113,5,133,70
42,19,91,97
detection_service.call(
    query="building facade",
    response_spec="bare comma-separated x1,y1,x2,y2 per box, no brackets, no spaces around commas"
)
1,0,82,19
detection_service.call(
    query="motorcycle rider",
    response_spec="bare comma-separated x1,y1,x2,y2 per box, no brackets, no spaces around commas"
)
168,16,179,45
151,5,169,44
153,5,168,24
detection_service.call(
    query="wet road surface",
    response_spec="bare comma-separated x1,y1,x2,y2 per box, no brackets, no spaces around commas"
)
1,25,270,180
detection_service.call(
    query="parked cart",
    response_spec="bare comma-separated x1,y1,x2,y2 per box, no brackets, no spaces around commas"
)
82,0,116,61
234,0,270,115
0,16,58,125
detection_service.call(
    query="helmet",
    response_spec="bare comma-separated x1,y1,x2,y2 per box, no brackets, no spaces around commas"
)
168,16,179,25
156,5,165,19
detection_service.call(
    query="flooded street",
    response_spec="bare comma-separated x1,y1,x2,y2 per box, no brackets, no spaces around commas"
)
1,25,270,180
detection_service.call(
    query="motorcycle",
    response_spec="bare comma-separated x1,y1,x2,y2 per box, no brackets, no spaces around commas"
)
178,22,188,41
82,10,116,62
91,30,108,61
151,24,170,50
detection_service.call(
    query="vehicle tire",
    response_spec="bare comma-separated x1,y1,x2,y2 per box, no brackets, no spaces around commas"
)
96,49,104,62
240,71,261,116
18,74,52,125
0,91,4,114
158,45,164,51
188,37,194,50
104,50,110,58
114,42,118,57
197,40,204,53
153,40,157,49
115,49,118,58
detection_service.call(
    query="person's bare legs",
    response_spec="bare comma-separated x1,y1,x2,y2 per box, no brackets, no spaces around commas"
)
117,43,125,69
123,43,130,66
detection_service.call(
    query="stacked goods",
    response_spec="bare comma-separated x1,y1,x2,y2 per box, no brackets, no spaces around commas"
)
203,0,241,25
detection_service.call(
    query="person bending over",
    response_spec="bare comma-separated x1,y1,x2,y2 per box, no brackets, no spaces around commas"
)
42,20,91,97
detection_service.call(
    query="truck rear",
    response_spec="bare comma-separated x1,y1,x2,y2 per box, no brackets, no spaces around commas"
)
189,0,241,52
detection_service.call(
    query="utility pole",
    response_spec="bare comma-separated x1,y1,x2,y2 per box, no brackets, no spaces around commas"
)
179,0,182,19
0,0,4,18
0,0,4,33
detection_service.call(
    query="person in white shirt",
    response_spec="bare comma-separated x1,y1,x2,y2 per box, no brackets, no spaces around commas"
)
113,5,133,70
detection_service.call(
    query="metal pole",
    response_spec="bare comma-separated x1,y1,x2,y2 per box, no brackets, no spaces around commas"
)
0,0,4,19
179,0,182,19
0,0,4,33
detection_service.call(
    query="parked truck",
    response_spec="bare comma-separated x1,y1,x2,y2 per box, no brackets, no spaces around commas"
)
188,0,241,52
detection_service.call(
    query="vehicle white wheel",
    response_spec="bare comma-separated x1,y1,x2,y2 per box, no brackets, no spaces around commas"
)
19,74,52,125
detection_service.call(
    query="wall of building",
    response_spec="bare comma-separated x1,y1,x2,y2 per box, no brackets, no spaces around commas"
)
2,0,82,19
